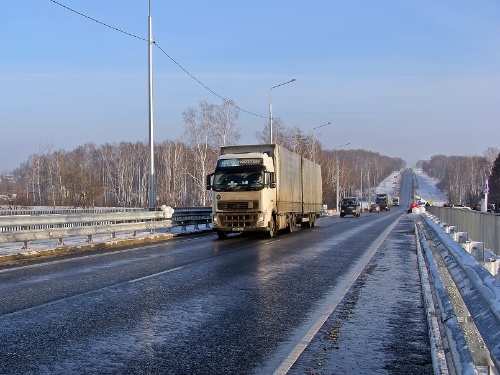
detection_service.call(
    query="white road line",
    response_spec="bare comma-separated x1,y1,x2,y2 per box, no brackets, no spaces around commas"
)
128,266,184,283
270,215,402,375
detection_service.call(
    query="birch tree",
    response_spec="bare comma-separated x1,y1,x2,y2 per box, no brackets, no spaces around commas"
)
183,101,218,206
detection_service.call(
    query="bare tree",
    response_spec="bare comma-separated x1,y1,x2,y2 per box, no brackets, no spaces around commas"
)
211,100,241,148
183,101,218,206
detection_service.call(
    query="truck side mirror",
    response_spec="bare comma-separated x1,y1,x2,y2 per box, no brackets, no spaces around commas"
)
269,172,276,188
206,173,214,190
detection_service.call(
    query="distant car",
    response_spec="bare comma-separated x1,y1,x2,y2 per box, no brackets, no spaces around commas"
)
369,203,380,213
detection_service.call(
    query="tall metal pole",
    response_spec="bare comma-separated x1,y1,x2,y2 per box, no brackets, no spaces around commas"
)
368,169,371,210
269,79,296,143
312,122,331,162
269,90,273,144
360,169,363,211
336,156,339,212
148,0,155,210
334,143,350,214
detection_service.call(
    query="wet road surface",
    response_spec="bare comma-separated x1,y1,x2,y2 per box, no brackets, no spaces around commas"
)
0,172,432,374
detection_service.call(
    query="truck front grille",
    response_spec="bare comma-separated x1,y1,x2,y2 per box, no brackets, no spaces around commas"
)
220,214,258,227
217,201,258,210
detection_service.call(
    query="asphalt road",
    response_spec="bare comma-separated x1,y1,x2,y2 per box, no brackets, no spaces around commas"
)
0,172,432,374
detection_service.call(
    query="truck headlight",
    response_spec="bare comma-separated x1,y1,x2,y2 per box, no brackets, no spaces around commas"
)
212,215,219,226
257,212,266,226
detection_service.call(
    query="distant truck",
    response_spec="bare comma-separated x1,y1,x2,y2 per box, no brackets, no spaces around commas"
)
206,144,322,239
392,196,400,206
376,193,392,211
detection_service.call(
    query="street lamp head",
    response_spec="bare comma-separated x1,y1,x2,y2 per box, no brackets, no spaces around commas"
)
269,78,297,143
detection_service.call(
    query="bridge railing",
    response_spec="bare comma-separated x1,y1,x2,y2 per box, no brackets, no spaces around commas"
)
0,207,212,249
427,206,500,256
420,213,500,372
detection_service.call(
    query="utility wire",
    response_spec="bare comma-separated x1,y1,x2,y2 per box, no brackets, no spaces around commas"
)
49,0,147,42
49,0,266,119
153,43,265,118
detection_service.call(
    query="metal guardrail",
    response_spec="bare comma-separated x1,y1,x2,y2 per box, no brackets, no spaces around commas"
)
427,206,500,256
0,207,212,249
419,213,500,373
0,207,144,216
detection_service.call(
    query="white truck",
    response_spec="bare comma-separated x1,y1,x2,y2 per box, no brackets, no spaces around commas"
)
392,196,400,206
206,144,322,239
376,193,392,211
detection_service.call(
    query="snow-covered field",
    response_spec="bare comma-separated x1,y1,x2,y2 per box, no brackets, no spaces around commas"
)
413,168,448,206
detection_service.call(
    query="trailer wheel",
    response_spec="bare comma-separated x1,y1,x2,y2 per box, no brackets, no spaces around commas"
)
286,214,295,233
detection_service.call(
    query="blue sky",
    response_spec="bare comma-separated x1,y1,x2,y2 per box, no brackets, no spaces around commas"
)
1,1,499,172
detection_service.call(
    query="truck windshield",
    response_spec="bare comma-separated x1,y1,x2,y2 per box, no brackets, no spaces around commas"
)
213,172,264,191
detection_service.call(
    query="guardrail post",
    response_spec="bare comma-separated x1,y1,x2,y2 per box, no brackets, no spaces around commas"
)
471,242,485,262
454,232,468,244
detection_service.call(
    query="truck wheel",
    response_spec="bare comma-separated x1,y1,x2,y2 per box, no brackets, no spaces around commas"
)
266,218,276,238
286,215,295,233
216,231,228,240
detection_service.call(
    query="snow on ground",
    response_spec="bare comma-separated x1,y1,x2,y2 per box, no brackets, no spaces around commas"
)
373,170,400,197
373,168,448,207
413,168,448,206
0,226,204,258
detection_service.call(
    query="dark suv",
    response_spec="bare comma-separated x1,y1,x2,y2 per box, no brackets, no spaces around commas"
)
340,197,361,217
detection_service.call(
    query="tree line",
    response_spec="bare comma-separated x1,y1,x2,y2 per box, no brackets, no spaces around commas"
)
421,147,499,208
2,100,406,209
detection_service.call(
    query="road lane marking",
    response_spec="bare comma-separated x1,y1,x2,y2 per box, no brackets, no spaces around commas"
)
128,266,184,283
268,214,402,375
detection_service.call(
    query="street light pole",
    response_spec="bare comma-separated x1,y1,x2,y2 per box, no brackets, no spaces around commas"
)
148,0,155,210
269,79,296,143
334,142,350,213
312,122,331,162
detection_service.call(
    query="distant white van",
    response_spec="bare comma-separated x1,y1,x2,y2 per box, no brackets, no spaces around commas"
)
392,197,400,206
